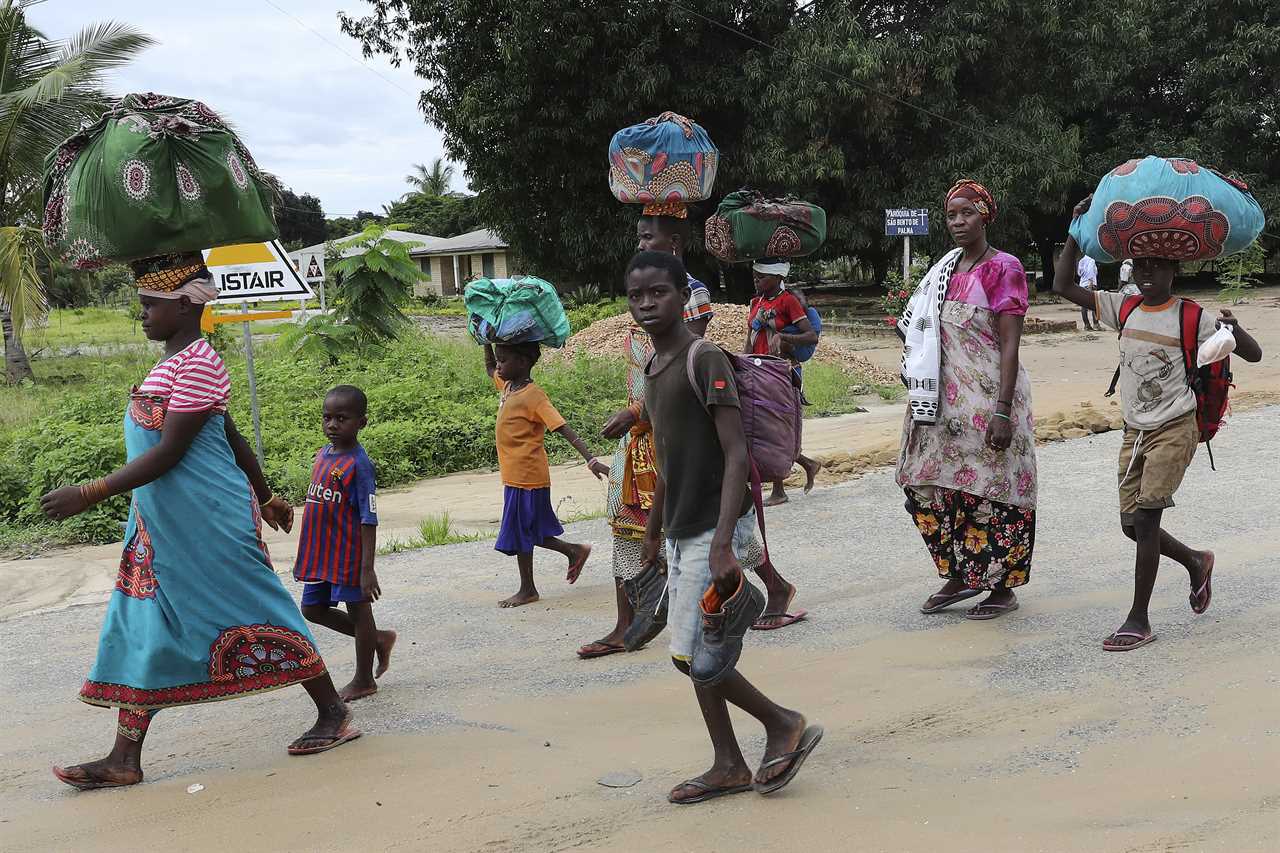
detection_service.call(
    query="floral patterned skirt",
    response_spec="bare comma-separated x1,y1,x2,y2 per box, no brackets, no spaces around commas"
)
905,486,1035,590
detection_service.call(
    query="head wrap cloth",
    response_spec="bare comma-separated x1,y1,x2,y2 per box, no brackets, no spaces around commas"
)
131,252,219,304
945,179,998,224
752,258,790,277
641,200,688,219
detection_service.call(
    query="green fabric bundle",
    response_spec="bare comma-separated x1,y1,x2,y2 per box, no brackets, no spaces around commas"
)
464,276,570,348
42,93,277,269
704,190,827,263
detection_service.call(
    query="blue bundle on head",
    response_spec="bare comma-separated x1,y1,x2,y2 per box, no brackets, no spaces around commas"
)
1069,156,1264,262
608,111,718,207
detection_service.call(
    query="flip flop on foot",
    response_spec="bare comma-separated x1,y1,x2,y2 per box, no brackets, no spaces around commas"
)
755,724,824,795
375,630,397,679
1103,629,1157,652
966,598,1019,621
753,586,808,631
1190,551,1215,615
52,761,143,791
577,641,625,659
566,545,592,584
920,588,982,614
668,777,753,805
287,717,362,756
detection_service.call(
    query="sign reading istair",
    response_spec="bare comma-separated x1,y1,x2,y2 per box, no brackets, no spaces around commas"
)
204,239,315,303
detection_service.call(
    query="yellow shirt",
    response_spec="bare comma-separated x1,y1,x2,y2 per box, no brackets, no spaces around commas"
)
494,375,566,488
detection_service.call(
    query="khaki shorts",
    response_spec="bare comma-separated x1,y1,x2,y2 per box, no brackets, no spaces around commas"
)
1117,410,1197,520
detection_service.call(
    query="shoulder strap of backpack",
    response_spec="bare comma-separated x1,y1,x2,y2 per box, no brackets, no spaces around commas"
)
1105,295,1146,397
685,337,710,410
1177,298,1202,382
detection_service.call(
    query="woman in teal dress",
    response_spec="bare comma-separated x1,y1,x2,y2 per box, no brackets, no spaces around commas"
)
40,255,360,789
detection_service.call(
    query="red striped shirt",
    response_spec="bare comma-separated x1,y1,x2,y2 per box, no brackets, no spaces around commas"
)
293,445,379,585
138,339,230,412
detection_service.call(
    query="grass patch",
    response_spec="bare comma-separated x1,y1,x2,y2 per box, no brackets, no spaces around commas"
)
26,307,144,351
378,512,491,554
801,361,874,416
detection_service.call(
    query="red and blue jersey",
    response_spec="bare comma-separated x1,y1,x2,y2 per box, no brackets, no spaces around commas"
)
293,444,378,585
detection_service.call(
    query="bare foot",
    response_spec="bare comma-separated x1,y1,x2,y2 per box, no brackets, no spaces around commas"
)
668,764,753,804
800,457,821,494
763,491,789,507
375,630,397,678
288,705,358,755
756,710,806,787
52,758,143,790
500,590,540,608
339,679,378,702
565,544,592,584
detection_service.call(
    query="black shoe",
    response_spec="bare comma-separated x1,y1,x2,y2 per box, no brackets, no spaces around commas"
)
691,573,765,687
622,560,668,651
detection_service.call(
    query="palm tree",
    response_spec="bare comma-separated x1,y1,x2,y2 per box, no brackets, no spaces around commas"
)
403,157,455,198
0,1,153,382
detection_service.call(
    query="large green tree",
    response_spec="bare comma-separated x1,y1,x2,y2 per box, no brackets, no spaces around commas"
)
342,0,1279,295
383,191,480,237
273,184,326,249
403,157,455,198
0,0,151,382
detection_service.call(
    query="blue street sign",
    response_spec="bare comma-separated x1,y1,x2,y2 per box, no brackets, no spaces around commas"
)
885,208,930,237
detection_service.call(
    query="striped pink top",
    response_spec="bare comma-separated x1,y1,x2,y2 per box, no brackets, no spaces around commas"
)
138,339,230,413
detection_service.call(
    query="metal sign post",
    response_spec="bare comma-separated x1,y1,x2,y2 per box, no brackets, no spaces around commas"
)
240,302,265,463
202,241,317,466
885,208,930,291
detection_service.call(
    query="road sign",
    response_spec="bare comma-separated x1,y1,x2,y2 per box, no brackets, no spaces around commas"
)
885,208,930,237
305,254,323,282
203,239,315,304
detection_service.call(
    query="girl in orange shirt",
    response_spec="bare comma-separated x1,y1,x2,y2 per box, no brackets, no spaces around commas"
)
485,343,607,607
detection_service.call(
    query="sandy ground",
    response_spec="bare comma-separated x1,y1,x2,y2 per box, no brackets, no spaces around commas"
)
8,291,1279,622
2,401,1279,851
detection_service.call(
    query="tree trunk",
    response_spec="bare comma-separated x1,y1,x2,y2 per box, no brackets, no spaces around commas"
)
1037,238,1056,293
2,303,34,384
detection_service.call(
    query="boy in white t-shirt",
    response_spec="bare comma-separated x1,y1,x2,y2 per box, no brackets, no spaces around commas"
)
1076,254,1100,330
1053,196,1262,652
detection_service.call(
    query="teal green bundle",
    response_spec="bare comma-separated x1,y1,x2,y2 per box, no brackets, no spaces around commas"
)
464,276,570,348
42,92,278,269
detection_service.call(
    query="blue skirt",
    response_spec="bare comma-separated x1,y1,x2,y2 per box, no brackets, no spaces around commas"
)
495,486,564,555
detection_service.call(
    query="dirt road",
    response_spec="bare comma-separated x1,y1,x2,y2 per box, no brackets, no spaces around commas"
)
2,402,1279,851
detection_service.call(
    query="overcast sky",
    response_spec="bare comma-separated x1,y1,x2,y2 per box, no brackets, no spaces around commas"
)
31,0,459,217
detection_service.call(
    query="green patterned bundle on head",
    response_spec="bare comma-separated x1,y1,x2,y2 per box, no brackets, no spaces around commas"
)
41,92,278,270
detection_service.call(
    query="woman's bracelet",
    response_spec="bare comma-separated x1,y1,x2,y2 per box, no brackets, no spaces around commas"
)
628,401,643,419
995,399,1012,410
586,457,600,468
79,478,110,506
262,492,277,506
992,412,1012,421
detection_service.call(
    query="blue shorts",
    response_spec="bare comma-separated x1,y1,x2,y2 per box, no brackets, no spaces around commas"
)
301,580,367,606
495,486,564,556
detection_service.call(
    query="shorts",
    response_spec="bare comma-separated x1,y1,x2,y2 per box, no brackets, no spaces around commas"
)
495,486,564,556
1117,410,1198,521
665,510,758,661
301,580,367,606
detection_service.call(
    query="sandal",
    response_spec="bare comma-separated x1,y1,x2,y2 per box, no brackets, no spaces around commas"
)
287,720,362,756
754,724,824,795
1190,552,1215,614
920,588,982,614
1102,629,1157,652
577,641,625,659
965,598,1019,621
668,778,753,805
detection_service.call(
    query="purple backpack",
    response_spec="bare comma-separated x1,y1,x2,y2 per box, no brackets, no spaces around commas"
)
685,339,800,482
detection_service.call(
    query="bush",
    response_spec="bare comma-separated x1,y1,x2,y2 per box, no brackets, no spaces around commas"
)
566,297,627,334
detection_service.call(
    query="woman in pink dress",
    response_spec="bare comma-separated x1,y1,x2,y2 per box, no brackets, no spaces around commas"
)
896,180,1038,620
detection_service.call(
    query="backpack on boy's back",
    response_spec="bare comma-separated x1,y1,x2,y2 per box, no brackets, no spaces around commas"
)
1104,295,1233,468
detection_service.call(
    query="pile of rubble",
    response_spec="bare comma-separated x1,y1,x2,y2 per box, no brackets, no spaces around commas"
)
555,303,900,385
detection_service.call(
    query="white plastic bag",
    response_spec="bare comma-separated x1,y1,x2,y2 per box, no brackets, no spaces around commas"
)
1197,323,1236,367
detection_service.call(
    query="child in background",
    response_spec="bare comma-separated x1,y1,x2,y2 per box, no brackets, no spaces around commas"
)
486,342,605,608
1053,196,1262,651
294,385,397,701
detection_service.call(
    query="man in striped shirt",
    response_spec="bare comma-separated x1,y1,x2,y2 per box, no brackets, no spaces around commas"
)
294,386,396,702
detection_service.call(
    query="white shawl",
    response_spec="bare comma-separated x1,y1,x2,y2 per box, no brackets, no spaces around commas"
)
898,248,962,424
